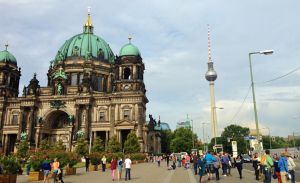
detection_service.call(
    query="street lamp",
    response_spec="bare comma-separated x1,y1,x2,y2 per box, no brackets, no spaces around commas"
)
212,106,224,147
248,49,274,151
262,127,271,149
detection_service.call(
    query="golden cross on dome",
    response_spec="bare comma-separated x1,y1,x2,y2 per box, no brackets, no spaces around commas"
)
85,6,92,27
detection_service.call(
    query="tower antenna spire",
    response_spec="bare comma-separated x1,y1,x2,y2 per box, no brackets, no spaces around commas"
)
128,34,132,43
207,24,212,63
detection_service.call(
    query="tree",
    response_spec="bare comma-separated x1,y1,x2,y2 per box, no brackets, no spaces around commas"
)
16,139,29,160
170,127,194,153
161,129,173,154
107,135,121,153
39,139,50,150
53,139,65,151
92,137,105,153
75,137,88,157
220,124,250,154
124,132,140,153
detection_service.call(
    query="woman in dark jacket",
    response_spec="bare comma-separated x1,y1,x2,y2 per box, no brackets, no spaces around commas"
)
197,154,207,183
235,155,243,179
273,154,282,183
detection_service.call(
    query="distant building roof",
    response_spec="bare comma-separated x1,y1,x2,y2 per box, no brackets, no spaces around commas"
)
176,117,192,129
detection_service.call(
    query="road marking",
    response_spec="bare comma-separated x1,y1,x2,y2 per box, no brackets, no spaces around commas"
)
162,169,175,183
188,169,197,183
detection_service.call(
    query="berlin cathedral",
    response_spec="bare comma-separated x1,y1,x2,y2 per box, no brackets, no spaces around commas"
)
0,11,161,155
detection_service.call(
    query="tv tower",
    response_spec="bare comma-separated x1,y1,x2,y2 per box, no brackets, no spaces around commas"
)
205,25,218,146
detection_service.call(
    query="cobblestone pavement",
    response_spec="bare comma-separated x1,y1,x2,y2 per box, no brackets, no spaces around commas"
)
17,161,298,183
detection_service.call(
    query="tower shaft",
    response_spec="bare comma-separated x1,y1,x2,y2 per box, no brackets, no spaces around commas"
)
209,81,218,146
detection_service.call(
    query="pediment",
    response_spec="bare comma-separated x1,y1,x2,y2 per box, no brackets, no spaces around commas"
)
116,120,135,126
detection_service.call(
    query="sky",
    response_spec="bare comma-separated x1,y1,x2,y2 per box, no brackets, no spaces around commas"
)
0,0,300,140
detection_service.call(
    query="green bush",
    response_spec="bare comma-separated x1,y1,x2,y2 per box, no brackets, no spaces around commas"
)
29,151,45,171
89,152,102,165
75,137,88,157
48,150,68,168
124,132,140,153
66,152,80,168
130,153,146,161
0,155,20,174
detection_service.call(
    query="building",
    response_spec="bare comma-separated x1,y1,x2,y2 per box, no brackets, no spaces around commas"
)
176,116,192,129
0,11,161,154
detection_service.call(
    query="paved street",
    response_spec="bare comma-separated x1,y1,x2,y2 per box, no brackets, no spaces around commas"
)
16,161,299,183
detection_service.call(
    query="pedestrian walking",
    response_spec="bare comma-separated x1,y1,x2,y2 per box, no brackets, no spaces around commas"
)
101,155,107,172
111,157,117,181
42,156,52,183
193,153,198,175
117,157,123,181
85,156,90,172
26,156,32,176
278,152,289,183
197,154,206,183
177,154,182,167
221,152,230,176
157,155,161,167
227,154,232,176
252,152,260,181
205,151,216,180
287,153,296,183
186,154,191,169
166,154,170,167
52,158,60,183
124,156,132,181
235,155,243,179
213,152,221,181
273,154,282,183
262,149,274,183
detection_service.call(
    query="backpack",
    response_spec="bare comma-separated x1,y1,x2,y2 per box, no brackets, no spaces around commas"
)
118,160,123,166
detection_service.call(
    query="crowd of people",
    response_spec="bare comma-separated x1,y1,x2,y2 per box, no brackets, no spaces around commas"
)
159,149,296,183
84,155,132,181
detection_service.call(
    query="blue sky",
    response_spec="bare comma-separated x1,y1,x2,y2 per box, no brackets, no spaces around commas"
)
0,0,300,140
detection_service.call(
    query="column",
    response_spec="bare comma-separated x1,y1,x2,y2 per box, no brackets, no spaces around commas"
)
133,65,137,79
3,134,8,155
26,109,34,141
17,108,24,141
75,105,80,133
110,105,115,138
85,105,90,140
119,67,123,79
107,74,112,92
105,131,109,150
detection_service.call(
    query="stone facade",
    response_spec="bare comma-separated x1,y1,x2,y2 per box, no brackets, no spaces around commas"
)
0,14,161,154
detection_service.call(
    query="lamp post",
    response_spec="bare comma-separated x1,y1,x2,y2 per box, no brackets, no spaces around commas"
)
191,120,194,148
201,122,209,151
248,49,273,151
262,127,271,149
212,106,224,147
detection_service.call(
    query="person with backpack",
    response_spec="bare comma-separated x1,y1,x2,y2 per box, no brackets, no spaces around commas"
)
287,153,296,183
42,156,51,183
205,151,216,180
117,157,123,181
278,152,289,183
221,152,230,176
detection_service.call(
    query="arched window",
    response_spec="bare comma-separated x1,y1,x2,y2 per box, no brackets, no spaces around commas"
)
124,67,131,80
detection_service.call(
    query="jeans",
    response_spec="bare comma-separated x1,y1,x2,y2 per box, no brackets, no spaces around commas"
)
194,164,198,175
289,170,295,183
214,167,220,180
222,163,227,175
263,168,272,183
125,168,131,180
254,168,259,180
237,168,242,179
102,163,106,172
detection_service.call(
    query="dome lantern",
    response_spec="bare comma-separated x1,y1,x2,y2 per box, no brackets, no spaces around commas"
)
119,36,141,57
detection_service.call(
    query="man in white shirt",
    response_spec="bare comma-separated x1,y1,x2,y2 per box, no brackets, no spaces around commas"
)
124,156,132,181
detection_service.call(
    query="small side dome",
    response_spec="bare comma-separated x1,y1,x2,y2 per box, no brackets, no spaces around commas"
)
119,36,141,57
0,46,17,64
119,43,141,57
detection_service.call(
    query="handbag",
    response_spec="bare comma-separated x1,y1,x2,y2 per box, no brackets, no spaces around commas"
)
286,173,291,180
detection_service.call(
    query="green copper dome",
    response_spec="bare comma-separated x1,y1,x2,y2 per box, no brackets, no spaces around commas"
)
54,33,115,64
54,15,115,64
0,49,17,64
119,43,141,56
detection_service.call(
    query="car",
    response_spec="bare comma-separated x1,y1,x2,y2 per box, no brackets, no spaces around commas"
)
241,154,252,163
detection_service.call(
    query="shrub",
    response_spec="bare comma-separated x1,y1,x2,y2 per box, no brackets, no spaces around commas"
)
39,139,50,150
66,152,80,168
92,137,105,153
29,151,45,171
124,132,140,153
130,153,146,161
107,135,121,153
48,150,68,168
16,139,29,160
0,155,20,174
89,152,102,165
75,137,88,157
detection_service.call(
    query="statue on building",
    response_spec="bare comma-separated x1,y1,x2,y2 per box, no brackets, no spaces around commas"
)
57,83,63,95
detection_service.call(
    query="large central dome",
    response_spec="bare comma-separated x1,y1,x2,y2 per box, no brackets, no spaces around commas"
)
54,13,115,64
